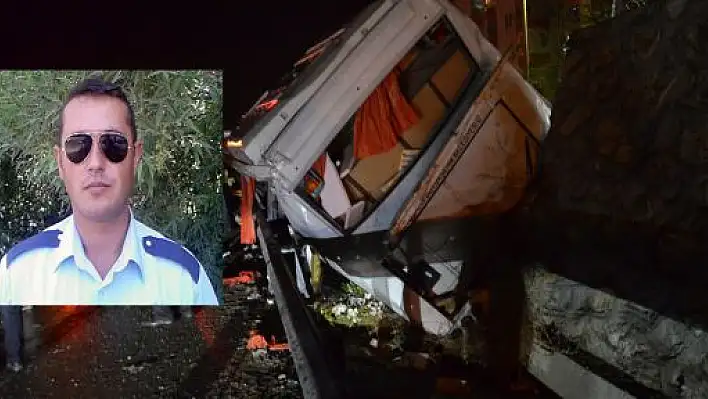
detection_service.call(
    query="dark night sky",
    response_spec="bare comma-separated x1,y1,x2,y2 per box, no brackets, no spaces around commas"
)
1,1,374,131
224,0,375,132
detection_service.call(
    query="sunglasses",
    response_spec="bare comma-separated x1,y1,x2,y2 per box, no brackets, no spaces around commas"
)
63,131,133,164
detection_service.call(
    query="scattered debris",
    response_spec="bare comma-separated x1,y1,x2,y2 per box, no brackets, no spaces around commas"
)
313,282,386,329
251,349,268,361
246,291,262,301
224,271,257,287
246,330,268,350
268,335,289,352
245,329,290,356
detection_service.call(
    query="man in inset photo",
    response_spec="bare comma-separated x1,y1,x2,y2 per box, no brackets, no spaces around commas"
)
0,77,219,305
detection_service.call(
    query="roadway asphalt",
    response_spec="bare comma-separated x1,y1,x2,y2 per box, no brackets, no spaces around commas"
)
0,282,300,398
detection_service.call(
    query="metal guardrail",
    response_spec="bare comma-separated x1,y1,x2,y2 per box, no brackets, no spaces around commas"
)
254,210,347,399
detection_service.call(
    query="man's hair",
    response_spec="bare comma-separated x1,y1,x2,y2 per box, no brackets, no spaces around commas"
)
57,77,137,145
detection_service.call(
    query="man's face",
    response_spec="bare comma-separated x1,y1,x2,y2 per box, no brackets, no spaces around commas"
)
53,95,143,223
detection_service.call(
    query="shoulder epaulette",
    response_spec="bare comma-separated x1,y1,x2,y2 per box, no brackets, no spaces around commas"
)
142,236,200,283
6,229,63,267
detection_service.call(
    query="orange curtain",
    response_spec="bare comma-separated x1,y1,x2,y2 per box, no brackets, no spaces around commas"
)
353,67,419,160
311,154,326,178
240,175,257,245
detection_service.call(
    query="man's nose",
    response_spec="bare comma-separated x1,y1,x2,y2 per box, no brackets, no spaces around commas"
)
85,138,107,170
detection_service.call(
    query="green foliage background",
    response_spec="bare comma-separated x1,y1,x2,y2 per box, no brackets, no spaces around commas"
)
527,0,653,100
0,70,227,302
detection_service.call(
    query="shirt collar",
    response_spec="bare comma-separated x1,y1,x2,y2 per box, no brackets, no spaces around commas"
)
54,208,146,278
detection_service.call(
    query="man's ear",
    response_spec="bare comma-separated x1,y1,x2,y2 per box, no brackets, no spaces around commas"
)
53,145,65,182
132,140,143,174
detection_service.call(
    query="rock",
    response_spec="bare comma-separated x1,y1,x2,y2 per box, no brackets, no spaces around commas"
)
251,349,268,361
525,267,708,397
519,0,708,360
530,1,708,221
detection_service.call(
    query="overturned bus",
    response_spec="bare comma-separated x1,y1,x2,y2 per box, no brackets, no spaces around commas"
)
227,0,551,335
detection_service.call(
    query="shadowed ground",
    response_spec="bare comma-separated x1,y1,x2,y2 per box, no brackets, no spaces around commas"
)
0,283,300,399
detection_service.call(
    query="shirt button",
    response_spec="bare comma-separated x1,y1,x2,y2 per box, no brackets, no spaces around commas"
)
146,240,152,247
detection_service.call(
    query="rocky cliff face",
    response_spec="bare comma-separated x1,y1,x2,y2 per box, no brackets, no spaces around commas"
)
513,1,708,397
518,0,708,330
542,0,708,231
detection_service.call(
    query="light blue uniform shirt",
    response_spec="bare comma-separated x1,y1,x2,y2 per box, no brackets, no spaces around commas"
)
0,212,219,305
